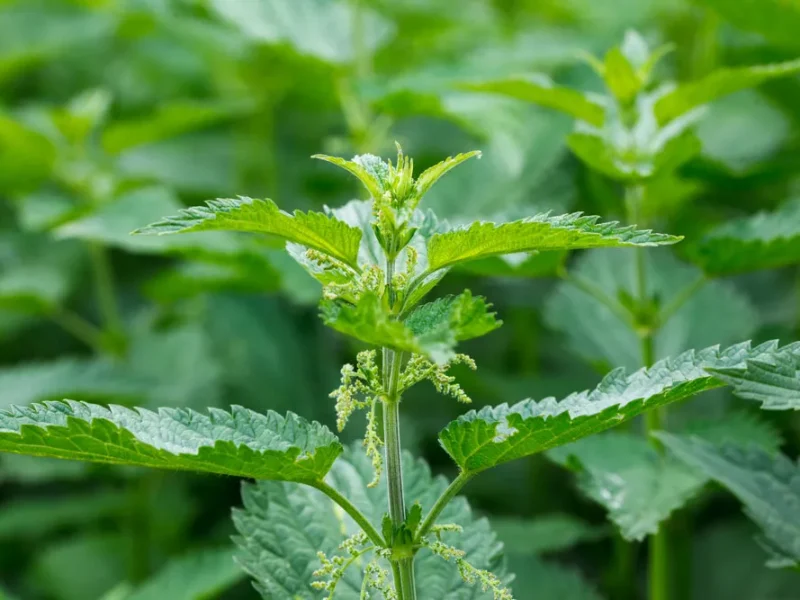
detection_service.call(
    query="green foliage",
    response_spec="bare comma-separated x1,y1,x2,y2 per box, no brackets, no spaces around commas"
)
234,447,508,599
425,213,680,273
697,0,800,48
439,341,798,474
658,434,800,569
707,351,800,411
123,548,245,600
549,413,781,540
688,199,800,275
135,197,363,269
0,401,341,481
491,514,605,556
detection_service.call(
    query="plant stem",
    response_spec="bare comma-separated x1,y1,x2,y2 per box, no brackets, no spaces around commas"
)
415,470,474,542
89,242,122,335
307,480,385,547
50,309,105,351
627,183,671,600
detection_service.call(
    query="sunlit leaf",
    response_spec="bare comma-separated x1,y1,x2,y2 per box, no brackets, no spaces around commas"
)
0,401,342,482
439,341,799,474
697,0,800,48
134,196,362,268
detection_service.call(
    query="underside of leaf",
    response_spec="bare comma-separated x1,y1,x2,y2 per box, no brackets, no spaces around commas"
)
133,197,362,269
439,340,800,473
425,212,681,273
707,351,800,411
0,401,342,482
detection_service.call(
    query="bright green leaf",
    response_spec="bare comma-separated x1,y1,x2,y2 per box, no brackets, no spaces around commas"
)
439,341,799,474
658,434,800,569
133,196,362,269
425,213,680,274
697,0,800,48
0,401,342,482
322,290,499,364
461,75,606,126
688,198,800,275
654,58,800,125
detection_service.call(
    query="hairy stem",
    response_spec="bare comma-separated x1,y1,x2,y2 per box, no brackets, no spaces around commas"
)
307,480,385,547
416,470,474,542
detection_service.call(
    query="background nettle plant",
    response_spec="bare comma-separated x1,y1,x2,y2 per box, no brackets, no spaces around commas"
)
0,143,798,600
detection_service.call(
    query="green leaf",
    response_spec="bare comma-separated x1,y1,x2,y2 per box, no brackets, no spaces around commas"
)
125,548,245,600
549,410,782,541
439,341,799,474
102,100,252,154
545,250,758,371
234,445,508,599
688,198,800,276
461,75,605,126
0,490,127,540
707,351,800,411
321,290,500,364
697,0,800,48
0,401,341,482
425,213,680,273
208,0,393,65
491,514,605,556
658,434,800,569
654,58,800,125
133,196,362,268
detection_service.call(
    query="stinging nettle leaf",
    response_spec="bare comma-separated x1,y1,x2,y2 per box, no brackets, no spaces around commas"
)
439,341,800,473
654,58,800,125
657,434,800,569
707,351,800,411
687,199,800,275
321,290,500,364
461,75,606,126
425,212,681,274
133,197,362,269
0,401,342,482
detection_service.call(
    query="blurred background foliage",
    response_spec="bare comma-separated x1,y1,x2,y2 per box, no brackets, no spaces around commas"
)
0,0,799,599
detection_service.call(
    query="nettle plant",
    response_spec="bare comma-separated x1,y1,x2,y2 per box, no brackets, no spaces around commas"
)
0,145,798,600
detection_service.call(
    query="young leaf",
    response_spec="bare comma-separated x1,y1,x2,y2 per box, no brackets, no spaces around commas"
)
133,197,362,269
707,351,800,411
654,58,800,125
234,446,508,599
125,548,244,600
657,434,800,569
321,290,500,364
687,199,800,275
425,212,681,273
439,341,799,474
0,401,342,482
461,75,606,126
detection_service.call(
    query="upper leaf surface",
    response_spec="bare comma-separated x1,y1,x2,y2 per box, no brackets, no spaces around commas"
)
134,197,362,269
688,199,800,275
0,401,341,482
707,351,800,411
439,341,800,473
654,58,800,125
658,434,800,569
321,290,500,364
426,212,680,273
461,75,606,126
